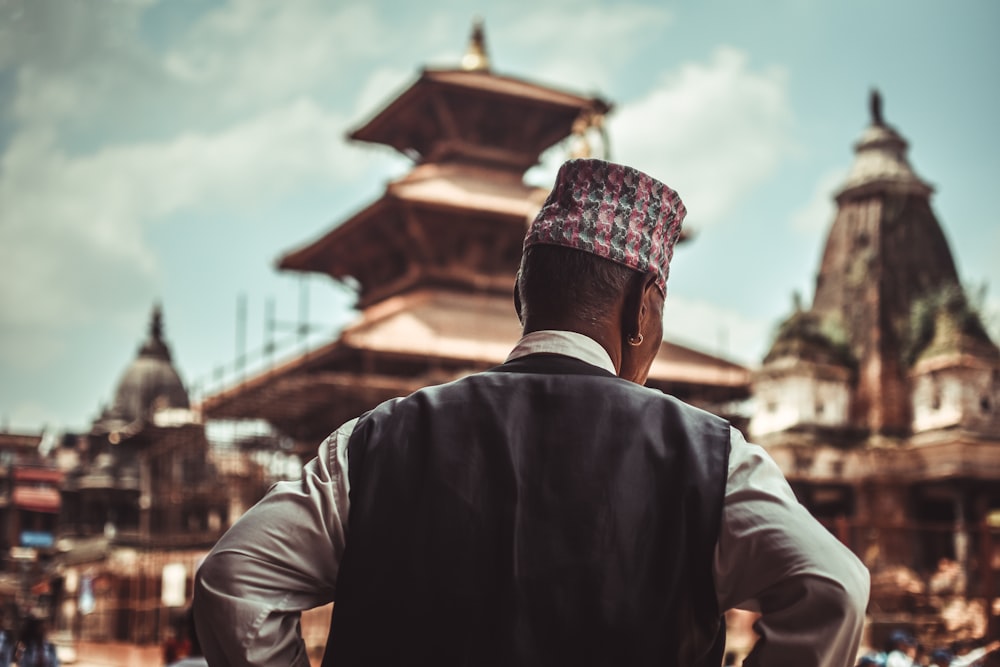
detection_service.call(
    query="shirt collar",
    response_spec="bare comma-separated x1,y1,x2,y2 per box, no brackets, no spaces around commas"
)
505,330,617,376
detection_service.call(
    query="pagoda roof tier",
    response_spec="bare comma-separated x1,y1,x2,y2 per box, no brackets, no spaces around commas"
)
279,164,546,307
201,289,750,446
348,67,611,171
280,164,691,308
0,431,44,453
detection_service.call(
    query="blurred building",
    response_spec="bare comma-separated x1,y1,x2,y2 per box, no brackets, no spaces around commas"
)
0,429,62,621
55,306,234,643
750,91,1000,646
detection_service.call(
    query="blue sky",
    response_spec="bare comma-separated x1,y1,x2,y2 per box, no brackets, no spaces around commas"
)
1,0,998,434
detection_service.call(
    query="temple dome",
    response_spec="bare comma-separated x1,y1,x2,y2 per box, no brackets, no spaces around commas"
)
96,305,190,434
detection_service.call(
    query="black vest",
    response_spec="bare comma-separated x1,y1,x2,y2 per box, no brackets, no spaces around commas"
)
324,354,731,667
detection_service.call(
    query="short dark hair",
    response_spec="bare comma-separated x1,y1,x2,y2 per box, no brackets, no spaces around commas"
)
517,244,640,326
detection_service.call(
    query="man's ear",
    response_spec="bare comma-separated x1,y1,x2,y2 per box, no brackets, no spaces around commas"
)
621,272,657,340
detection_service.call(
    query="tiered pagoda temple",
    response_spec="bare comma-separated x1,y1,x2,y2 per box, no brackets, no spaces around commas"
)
202,25,751,449
751,92,1000,644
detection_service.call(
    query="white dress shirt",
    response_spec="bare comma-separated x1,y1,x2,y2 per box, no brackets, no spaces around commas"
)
194,330,870,667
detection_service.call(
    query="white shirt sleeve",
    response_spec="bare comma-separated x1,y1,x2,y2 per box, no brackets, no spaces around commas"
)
193,418,356,667
715,427,870,667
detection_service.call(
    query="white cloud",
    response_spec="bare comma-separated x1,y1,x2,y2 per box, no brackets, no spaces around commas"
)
165,0,385,112
0,99,359,365
0,0,410,379
790,167,845,233
352,66,417,121
4,400,57,432
662,296,772,366
608,47,795,228
501,3,672,92
2,0,167,132
1,0,399,147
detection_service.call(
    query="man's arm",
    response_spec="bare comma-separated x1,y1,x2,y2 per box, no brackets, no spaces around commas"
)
715,428,870,667
193,419,356,666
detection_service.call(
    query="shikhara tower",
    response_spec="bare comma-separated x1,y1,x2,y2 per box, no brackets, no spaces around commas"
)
751,91,1000,642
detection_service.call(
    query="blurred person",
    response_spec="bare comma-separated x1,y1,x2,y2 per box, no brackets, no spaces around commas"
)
194,158,870,667
163,625,183,665
168,609,207,667
886,630,918,667
857,655,887,667
930,649,953,667
16,617,58,667
0,620,12,667
928,557,966,596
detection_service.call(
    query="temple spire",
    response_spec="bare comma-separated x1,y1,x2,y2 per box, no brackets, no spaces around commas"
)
150,303,163,340
836,90,931,200
870,88,884,126
460,18,490,72
140,302,171,361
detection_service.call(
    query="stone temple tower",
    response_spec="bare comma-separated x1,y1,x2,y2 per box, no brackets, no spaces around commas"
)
813,90,965,436
751,91,1000,642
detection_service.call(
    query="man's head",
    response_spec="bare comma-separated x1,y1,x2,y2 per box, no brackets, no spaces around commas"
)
516,159,686,384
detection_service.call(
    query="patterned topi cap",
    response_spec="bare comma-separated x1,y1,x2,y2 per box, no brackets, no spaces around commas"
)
524,158,686,296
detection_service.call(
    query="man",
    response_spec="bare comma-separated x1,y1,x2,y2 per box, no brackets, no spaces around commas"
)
194,159,869,666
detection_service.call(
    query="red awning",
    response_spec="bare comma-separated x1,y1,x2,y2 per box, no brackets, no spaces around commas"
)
13,486,61,513
13,467,63,484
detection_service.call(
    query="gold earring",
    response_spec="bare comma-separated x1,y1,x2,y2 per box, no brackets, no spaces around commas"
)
628,333,643,346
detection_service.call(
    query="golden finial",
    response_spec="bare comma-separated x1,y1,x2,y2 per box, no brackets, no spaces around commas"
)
461,18,490,72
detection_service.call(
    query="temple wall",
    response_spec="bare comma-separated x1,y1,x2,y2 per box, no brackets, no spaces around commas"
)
913,366,1000,433
751,374,850,437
